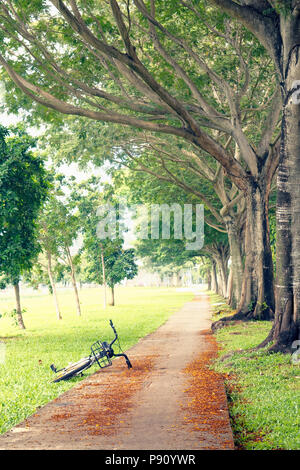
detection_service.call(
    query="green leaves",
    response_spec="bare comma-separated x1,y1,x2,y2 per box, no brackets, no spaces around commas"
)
101,245,138,288
0,125,49,285
65,177,138,288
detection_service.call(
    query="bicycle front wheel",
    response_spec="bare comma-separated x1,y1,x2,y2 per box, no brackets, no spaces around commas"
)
51,357,92,383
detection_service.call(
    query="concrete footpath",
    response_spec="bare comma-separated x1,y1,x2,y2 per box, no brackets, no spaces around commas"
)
0,291,234,450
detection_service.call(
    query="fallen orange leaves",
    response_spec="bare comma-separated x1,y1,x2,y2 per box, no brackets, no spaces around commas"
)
181,329,234,450
49,356,156,436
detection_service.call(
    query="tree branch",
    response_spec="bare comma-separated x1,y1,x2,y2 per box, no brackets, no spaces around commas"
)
208,0,281,69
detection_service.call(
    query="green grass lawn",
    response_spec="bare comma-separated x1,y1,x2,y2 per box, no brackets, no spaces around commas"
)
209,292,300,450
0,285,193,435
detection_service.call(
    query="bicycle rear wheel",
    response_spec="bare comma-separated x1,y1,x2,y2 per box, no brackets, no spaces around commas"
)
51,357,92,383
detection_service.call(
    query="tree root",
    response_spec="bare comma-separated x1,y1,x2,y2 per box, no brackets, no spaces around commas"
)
211,308,274,332
213,319,297,357
211,311,255,332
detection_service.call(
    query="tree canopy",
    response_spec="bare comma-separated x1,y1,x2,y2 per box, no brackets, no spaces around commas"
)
0,125,49,282
0,0,299,350
0,124,49,327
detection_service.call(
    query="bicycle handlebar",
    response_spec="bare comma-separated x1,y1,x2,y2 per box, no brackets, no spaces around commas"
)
108,320,132,368
109,319,118,346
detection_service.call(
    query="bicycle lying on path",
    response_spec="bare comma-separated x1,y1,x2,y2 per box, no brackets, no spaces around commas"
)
50,320,132,383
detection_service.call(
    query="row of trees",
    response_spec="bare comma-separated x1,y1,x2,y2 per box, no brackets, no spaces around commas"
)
0,122,229,330
108,157,252,302
0,1,299,351
0,122,231,329
109,160,231,294
0,127,138,328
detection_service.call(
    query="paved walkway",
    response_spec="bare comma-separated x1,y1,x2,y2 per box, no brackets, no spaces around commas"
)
0,292,234,450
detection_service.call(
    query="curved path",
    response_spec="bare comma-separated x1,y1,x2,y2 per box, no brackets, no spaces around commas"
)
0,291,234,450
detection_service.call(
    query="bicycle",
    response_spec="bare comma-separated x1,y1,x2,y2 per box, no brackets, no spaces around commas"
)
50,320,132,383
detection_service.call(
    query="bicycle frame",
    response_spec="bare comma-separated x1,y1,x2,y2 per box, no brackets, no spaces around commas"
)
50,320,132,382
90,320,132,369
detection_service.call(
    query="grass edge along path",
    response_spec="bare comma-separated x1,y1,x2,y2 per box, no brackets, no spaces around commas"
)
209,291,300,450
0,286,193,435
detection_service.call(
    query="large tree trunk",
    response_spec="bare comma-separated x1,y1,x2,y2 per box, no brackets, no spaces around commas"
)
208,0,300,351
13,282,25,329
267,18,300,352
213,244,229,298
236,181,275,320
211,260,218,294
47,251,62,320
207,269,212,291
224,216,244,308
215,255,228,298
226,265,233,306
212,182,275,330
